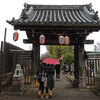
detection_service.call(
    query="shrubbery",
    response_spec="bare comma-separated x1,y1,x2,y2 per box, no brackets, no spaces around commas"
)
62,52,74,67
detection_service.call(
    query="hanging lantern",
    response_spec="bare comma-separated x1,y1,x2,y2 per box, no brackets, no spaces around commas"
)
65,36,70,45
13,32,19,41
59,36,64,45
39,35,45,44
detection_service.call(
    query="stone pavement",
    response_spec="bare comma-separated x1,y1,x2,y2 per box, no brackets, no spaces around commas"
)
0,72,100,100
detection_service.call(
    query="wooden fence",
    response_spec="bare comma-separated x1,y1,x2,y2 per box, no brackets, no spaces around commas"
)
85,58,100,85
0,41,32,93
15,52,32,84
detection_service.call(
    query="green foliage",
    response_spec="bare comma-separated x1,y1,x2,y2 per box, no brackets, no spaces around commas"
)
46,45,74,65
46,45,62,58
56,46,62,58
62,52,74,67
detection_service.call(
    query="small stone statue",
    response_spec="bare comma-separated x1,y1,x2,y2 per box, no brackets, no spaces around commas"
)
12,64,24,92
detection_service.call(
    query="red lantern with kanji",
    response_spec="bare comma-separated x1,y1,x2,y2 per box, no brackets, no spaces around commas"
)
59,36,64,45
39,35,45,44
13,32,19,41
65,36,70,45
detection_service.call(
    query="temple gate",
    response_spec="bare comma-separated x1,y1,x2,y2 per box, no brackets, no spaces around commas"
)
7,3,100,88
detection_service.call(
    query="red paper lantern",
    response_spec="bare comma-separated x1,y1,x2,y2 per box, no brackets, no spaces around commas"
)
65,36,70,45
13,32,19,41
59,36,64,45
39,35,45,44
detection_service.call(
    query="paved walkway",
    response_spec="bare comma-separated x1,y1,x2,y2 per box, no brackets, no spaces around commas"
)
0,72,100,100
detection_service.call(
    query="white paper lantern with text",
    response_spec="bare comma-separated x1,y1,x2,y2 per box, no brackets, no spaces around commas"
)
59,36,64,45
39,35,45,44
65,36,70,45
13,32,19,41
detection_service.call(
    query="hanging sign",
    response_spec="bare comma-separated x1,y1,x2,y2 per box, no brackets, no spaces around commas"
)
13,32,19,41
39,35,45,44
59,36,64,45
65,36,70,45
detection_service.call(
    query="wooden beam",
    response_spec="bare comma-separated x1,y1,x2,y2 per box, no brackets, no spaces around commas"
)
14,25,100,33
23,39,94,45
23,39,33,44
85,40,94,44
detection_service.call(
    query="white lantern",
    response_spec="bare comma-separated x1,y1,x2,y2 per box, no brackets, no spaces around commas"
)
13,32,19,41
65,36,70,45
39,35,45,44
59,36,64,45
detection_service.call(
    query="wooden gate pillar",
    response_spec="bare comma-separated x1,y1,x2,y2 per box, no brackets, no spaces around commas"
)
79,43,86,88
37,45,40,67
74,45,80,87
32,34,40,75
74,43,86,88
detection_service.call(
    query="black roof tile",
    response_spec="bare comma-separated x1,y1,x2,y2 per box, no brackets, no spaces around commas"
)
7,3,100,26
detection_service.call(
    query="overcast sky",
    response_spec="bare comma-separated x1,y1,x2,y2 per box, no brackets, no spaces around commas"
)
0,0,100,54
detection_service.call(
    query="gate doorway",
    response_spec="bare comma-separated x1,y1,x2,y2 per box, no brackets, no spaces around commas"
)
7,3,100,88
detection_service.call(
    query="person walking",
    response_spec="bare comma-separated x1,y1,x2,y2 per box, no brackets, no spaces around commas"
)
36,63,45,99
45,64,55,99
63,63,67,73
55,64,61,80
70,63,74,75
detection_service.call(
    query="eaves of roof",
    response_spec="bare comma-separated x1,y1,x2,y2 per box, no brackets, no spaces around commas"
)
7,3,100,29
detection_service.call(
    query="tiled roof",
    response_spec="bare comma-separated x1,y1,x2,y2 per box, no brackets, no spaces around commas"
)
7,3,100,26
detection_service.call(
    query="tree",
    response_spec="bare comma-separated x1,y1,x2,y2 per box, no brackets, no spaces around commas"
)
46,45,74,65
56,46,62,58
62,52,74,67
